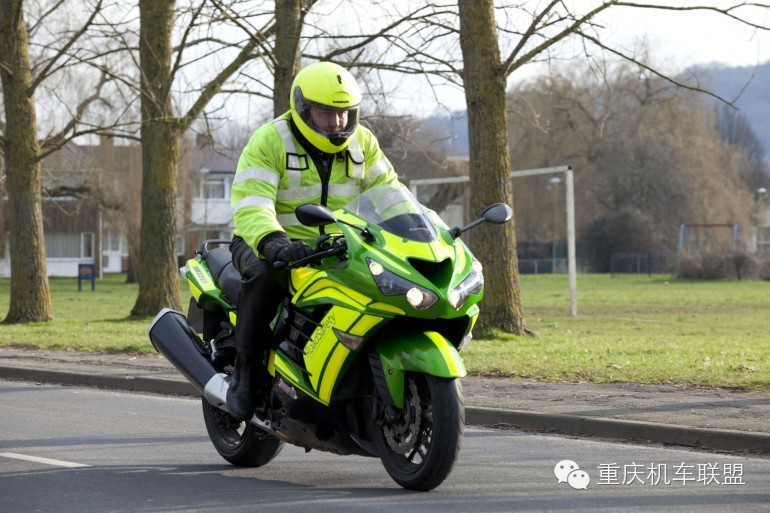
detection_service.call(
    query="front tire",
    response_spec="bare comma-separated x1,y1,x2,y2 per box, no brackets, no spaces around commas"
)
201,398,284,467
374,373,464,491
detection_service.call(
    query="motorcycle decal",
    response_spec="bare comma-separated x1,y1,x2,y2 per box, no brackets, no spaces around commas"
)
317,342,351,402
300,278,372,311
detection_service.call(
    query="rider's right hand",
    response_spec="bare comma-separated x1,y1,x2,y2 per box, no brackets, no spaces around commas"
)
262,234,313,266
275,240,314,264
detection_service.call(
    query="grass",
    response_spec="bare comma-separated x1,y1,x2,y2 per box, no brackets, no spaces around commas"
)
0,273,768,390
462,275,770,390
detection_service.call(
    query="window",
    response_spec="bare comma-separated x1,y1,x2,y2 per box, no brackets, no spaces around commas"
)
759,226,770,244
202,173,232,199
44,232,94,258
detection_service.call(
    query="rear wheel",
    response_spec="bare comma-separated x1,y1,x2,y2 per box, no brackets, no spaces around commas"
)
374,373,464,491
201,398,284,467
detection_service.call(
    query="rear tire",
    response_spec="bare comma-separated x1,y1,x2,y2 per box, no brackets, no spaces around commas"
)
201,397,284,467
374,374,464,491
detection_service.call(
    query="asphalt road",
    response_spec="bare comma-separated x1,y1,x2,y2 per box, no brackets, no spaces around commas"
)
1,380,769,513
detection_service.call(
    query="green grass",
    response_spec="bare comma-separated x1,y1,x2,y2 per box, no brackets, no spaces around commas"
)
0,274,768,390
0,275,163,354
462,275,770,390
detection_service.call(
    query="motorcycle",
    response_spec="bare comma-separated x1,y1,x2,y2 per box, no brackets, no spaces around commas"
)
148,183,511,491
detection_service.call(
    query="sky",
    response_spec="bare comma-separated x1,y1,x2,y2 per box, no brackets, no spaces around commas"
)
600,3,770,71
394,2,770,116
214,2,770,123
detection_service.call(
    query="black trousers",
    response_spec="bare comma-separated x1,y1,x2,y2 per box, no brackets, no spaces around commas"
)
229,236,286,361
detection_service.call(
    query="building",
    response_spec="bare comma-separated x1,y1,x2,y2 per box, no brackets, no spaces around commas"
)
0,135,239,278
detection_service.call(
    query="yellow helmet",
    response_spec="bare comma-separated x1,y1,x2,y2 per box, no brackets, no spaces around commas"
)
290,62,361,154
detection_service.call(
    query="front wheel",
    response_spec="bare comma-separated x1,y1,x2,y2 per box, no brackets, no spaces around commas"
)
373,373,464,491
201,398,284,467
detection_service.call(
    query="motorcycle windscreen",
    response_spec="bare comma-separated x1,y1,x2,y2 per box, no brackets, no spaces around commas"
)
343,184,438,242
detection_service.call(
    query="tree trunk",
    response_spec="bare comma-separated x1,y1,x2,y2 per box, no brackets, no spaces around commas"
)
131,0,182,315
273,0,307,116
0,0,54,323
457,0,526,335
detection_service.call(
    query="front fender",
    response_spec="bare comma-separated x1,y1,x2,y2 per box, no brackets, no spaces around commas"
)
375,331,466,408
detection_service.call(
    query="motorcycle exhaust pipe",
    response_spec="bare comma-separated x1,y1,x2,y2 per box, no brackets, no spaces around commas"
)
148,308,229,410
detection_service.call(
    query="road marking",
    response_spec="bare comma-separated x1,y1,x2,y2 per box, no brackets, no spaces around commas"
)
0,452,90,468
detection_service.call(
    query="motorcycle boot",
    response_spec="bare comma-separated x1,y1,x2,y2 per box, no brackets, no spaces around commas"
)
226,353,259,421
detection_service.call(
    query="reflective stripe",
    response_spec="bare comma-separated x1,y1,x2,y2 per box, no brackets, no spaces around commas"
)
364,156,392,186
277,213,300,226
287,169,303,188
347,135,364,179
328,183,361,197
232,195,275,213
233,167,280,188
272,118,298,154
278,184,322,201
276,183,359,202
378,187,411,212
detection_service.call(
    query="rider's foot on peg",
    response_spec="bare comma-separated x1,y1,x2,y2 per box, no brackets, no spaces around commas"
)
226,355,258,421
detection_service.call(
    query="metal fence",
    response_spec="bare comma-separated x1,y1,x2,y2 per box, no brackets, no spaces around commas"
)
609,251,673,275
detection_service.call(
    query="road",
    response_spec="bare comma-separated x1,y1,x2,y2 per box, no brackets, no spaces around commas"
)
1,380,769,513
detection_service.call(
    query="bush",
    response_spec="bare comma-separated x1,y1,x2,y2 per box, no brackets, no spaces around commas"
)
676,252,760,280
584,208,664,272
758,255,770,281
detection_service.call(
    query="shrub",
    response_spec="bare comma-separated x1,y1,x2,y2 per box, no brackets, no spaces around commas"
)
676,252,759,280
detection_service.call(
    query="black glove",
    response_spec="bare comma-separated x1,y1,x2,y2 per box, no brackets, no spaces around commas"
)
261,235,313,265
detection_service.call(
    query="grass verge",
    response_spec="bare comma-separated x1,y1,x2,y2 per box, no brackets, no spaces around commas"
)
0,274,768,390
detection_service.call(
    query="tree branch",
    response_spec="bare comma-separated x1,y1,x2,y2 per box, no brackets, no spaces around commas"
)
38,72,113,157
29,0,104,95
576,30,736,106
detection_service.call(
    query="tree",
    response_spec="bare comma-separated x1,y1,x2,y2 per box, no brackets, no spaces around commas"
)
131,0,274,315
1,0,122,323
0,0,52,323
457,0,523,335
506,64,756,270
446,1,769,333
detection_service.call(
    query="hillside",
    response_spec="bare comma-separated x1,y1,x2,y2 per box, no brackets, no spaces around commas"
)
419,61,770,162
692,60,770,158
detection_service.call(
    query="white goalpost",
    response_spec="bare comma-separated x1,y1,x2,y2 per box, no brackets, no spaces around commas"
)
409,165,578,317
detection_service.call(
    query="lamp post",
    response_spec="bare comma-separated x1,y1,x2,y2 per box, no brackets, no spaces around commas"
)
756,187,768,253
549,176,562,273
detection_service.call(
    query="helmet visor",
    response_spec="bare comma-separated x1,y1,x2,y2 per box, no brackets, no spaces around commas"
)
295,89,359,146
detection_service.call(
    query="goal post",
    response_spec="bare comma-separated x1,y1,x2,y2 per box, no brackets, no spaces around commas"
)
409,165,577,317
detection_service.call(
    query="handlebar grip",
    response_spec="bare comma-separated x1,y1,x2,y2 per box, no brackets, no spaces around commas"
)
272,260,288,271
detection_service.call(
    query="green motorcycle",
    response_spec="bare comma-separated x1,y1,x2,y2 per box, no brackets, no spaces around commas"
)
148,183,511,491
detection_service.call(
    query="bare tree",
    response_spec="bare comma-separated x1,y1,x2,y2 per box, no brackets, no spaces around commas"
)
445,1,770,334
0,0,127,323
0,0,52,323
130,0,277,315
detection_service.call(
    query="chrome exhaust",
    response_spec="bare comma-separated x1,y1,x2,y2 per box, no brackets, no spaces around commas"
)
148,308,228,409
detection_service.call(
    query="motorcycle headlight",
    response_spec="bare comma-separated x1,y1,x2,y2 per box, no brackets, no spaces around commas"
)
449,259,483,310
367,258,438,310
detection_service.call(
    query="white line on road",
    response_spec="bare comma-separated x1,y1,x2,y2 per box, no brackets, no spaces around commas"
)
0,452,90,468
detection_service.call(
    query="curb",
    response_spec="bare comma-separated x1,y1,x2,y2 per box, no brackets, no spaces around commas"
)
2,365,769,455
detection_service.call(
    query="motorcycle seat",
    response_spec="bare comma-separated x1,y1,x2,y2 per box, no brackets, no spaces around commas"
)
205,247,241,305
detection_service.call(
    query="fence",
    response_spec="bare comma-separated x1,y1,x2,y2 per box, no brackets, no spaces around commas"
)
609,251,672,275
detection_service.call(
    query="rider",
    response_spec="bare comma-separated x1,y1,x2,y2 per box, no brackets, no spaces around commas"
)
227,61,402,420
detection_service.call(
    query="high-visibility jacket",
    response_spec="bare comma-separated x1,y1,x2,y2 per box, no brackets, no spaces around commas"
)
231,112,400,254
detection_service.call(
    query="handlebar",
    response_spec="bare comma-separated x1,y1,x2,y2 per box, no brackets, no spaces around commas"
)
273,242,346,271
